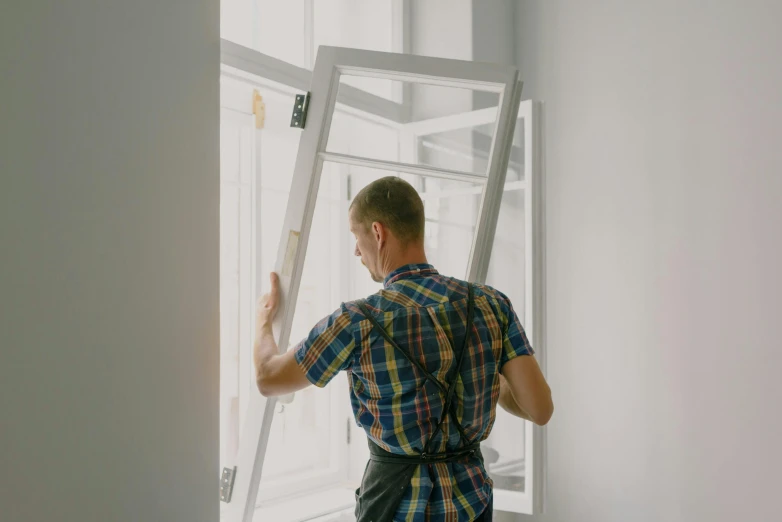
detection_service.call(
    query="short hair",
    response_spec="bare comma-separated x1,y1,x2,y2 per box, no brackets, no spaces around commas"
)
349,176,425,245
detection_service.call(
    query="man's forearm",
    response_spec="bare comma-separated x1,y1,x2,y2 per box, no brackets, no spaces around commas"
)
254,322,279,382
498,375,534,421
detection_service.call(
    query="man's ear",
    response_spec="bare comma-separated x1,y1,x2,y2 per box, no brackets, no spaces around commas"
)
372,221,385,246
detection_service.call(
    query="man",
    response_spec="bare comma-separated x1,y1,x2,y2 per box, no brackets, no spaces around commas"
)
254,176,553,522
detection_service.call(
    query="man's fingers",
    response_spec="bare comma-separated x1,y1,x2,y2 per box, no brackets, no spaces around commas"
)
266,272,280,307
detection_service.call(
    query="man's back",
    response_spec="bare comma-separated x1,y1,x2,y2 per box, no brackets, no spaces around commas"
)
294,263,534,521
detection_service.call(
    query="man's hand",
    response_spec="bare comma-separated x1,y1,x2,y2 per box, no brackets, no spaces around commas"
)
253,272,311,397
256,272,280,336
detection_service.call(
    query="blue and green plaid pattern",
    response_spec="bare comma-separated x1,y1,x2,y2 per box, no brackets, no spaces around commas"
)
294,264,534,522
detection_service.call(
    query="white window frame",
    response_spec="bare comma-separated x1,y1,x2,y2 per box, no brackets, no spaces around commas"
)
400,100,547,513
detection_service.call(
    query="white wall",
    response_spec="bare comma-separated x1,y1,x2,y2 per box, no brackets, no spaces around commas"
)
503,1,782,521
410,0,474,120
0,2,220,521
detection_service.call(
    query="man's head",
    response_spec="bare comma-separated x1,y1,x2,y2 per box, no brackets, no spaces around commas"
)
348,176,426,283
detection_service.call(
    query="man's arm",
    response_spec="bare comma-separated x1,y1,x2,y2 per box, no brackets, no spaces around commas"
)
254,273,311,397
494,290,553,425
499,355,553,425
498,373,534,421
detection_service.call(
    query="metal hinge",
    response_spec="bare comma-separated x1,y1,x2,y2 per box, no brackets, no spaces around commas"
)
252,90,266,129
346,418,351,445
220,466,236,503
290,92,311,128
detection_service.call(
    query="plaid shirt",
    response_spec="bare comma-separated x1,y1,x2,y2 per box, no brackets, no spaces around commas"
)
294,264,534,522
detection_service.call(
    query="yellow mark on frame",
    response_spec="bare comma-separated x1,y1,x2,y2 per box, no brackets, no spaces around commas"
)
281,230,300,277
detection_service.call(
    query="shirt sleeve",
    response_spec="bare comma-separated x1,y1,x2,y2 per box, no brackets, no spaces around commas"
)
293,304,356,388
497,291,535,368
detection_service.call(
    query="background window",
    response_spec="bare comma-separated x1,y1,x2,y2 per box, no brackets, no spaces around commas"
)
221,0,401,100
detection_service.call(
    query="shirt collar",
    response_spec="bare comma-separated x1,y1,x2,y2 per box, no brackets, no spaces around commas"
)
383,263,439,288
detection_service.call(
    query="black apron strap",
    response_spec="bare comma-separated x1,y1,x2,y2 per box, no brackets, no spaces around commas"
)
424,283,475,454
368,438,481,465
354,285,479,522
356,302,448,395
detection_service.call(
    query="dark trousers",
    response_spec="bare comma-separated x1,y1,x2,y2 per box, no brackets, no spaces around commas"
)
473,494,493,522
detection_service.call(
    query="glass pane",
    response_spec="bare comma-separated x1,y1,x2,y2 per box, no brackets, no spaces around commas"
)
261,390,334,481
314,0,396,99
483,408,527,491
327,76,500,176
328,111,400,163
254,110,415,501
484,182,528,493
218,90,350,498
221,0,308,68
485,186,526,320
418,114,525,181
471,115,526,182
325,162,486,299
417,126,494,177
419,177,483,279
337,165,485,281
257,161,350,497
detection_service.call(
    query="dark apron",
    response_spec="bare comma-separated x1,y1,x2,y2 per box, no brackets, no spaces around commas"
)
354,285,492,522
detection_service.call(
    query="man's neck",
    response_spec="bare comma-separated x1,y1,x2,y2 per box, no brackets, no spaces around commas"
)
382,250,429,279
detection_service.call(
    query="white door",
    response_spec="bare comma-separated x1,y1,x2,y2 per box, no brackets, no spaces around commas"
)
223,46,546,522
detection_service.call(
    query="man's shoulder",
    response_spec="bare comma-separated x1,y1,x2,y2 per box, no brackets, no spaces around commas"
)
342,290,412,318
342,275,511,316
471,282,511,305
426,274,510,306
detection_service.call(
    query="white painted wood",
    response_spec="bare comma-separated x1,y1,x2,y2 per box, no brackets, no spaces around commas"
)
331,49,515,92
465,80,522,283
319,151,488,184
486,101,547,514
221,39,405,123
303,0,315,69
226,45,529,522
391,0,412,109
420,138,487,166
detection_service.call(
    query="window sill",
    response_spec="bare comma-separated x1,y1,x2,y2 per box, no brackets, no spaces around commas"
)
253,485,355,522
